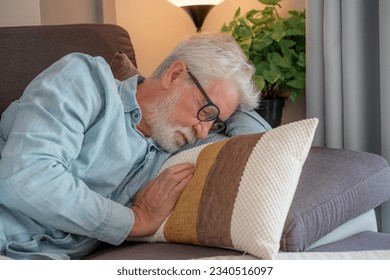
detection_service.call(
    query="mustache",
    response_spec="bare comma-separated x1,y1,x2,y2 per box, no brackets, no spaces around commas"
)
175,127,196,148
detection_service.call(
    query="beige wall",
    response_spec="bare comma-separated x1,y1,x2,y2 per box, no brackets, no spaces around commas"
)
117,0,306,76
0,0,306,123
40,0,101,25
0,0,41,27
0,0,101,26
117,0,306,123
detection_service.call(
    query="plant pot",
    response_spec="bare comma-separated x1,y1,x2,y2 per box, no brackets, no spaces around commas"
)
255,98,286,128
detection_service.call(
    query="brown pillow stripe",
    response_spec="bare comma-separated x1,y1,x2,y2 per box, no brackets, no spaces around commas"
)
196,134,263,247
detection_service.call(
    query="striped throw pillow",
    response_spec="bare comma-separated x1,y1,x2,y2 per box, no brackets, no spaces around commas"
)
136,118,318,259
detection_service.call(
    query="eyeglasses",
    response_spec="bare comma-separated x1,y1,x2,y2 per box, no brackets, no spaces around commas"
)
187,70,226,133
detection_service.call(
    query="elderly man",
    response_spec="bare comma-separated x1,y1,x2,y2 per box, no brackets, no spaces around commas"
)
0,33,270,259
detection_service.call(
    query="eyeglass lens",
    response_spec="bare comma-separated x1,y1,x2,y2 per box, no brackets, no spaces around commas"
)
197,104,219,121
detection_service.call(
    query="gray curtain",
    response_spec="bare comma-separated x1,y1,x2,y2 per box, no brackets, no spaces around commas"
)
306,0,390,232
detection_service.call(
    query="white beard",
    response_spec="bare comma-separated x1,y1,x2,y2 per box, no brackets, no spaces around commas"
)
142,89,196,152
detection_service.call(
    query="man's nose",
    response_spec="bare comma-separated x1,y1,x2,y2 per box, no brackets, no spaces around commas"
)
195,121,213,139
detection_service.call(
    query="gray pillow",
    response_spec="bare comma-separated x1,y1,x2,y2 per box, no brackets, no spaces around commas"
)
281,147,390,251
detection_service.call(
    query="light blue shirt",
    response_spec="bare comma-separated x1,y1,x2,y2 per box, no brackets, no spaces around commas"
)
0,53,271,259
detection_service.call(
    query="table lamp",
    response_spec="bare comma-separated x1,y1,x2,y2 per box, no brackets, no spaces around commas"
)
167,0,225,32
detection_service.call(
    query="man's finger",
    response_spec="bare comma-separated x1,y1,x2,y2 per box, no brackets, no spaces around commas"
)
158,162,195,185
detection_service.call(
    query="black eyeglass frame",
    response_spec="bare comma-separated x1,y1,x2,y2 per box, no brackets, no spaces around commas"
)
187,70,226,132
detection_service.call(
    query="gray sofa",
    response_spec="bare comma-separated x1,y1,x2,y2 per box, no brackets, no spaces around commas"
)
1,24,390,260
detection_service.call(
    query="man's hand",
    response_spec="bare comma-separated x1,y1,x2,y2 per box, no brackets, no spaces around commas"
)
128,162,195,237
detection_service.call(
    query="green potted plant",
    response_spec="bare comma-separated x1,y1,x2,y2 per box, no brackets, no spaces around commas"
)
221,0,306,127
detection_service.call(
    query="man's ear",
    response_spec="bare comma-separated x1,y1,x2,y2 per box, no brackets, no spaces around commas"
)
161,61,187,89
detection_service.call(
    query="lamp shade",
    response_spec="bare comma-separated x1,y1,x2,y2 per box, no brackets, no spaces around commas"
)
167,0,224,7
167,0,225,32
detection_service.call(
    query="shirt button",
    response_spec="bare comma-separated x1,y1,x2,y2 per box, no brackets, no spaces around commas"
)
134,113,139,119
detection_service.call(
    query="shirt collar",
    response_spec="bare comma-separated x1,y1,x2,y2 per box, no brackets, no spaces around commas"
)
116,75,163,152
116,74,141,114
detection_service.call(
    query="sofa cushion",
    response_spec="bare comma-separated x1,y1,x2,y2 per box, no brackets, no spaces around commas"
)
132,119,318,259
110,51,139,80
86,242,242,260
281,147,390,251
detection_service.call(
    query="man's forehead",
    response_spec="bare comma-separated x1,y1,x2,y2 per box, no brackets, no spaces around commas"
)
209,80,239,119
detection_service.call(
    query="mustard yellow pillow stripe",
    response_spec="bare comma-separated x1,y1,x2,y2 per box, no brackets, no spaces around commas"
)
164,139,228,244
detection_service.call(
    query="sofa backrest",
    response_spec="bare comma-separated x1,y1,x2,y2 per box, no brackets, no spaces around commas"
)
0,24,137,116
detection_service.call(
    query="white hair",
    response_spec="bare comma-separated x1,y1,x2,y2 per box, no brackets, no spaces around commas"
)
150,32,260,111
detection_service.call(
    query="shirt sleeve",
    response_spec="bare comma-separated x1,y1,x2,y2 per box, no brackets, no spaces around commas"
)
0,53,133,245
